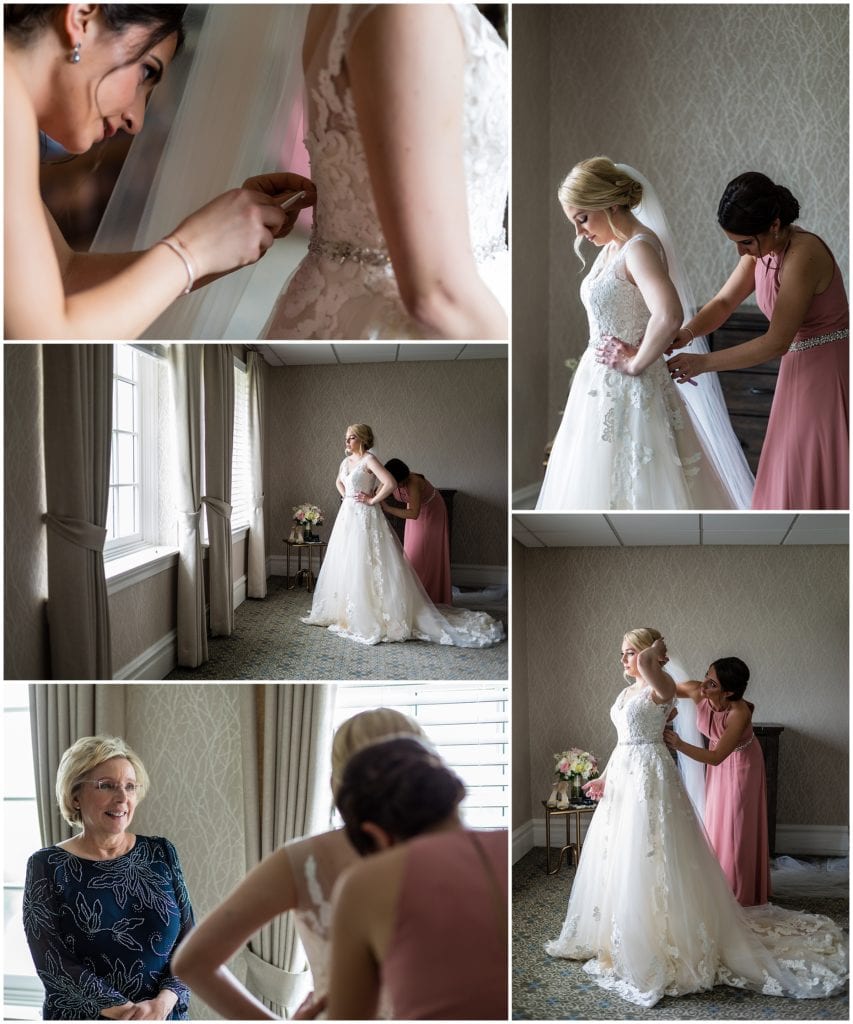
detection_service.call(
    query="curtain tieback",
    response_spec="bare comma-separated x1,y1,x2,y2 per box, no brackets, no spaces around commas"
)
202,496,233,521
43,513,106,552
242,946,312,1008
252,493,265,513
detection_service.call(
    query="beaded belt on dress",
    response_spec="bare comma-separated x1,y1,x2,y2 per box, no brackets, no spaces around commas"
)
787,328,848,353
618,739,662,746
308,233,506,266
730,735,754,753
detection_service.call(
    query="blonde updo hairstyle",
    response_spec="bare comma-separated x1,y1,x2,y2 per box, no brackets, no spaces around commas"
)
558,157,644,265
346,423,375,452
331,708,426,798
56,735,150,828
622,626,663,681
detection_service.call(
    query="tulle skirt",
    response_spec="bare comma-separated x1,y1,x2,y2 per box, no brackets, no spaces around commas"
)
546,740,848,1007
301,499,504,647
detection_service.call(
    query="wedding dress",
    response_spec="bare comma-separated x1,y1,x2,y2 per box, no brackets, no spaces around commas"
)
546,685,848,1007
262,4,508,339
537,235,741,510
301,455,504,646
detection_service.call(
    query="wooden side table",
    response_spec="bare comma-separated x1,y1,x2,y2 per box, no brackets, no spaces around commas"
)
541,801,596,875
284,540,327,592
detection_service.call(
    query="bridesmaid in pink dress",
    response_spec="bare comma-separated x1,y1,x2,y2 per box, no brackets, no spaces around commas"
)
667,172,848,509
328,737,508,1020
381,458,452,604
666,657,770,907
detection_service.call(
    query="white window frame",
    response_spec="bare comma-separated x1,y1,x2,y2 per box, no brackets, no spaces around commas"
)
231,357,251,534
3,686,46,1016
105,345,159,561
332,683,509,831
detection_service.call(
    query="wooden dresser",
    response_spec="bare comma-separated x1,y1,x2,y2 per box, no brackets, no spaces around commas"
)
707,305,774,475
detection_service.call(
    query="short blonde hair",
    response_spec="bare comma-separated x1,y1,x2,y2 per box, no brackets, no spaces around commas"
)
558,156,643,264
331,708,425,796
346,423,374,451
622,627,663,681
56,736,149,828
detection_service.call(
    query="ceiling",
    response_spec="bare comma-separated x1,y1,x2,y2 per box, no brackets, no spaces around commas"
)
254,343,507,366
512,513,849,548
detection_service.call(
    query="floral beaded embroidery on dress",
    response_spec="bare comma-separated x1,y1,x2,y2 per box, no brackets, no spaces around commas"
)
546,685,848,1007
301,455,503,647
536,235,737,510
262,4,508,339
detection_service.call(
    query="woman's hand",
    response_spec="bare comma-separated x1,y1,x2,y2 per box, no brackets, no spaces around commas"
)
170,188,290,279
596,335,638,375
663,729,682,753
582,777,605,801
666,327,694,354
242,172,317,237
666,350,707,385
354,491,374,505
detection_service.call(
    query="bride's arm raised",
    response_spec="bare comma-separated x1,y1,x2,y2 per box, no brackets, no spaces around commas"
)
636,639,677,703
347,5,507,340
4,67,297,340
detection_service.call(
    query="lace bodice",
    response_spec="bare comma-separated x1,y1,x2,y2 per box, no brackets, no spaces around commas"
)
339,455,377,499
611,685,673,745
306,4,508,252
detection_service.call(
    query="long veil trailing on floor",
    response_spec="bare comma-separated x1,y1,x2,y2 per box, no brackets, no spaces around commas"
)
94,5,309,338
616,164,755,509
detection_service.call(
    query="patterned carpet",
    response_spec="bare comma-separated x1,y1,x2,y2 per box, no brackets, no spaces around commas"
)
165,577,508,680
513,848,849,1020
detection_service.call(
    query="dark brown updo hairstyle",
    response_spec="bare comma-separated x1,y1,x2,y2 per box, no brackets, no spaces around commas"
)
716,173,800,235
4,6,187,61
710,656,750,701
336,737,466,855
384,458,410,484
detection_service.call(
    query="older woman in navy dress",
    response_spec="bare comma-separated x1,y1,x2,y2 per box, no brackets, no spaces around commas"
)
23,737,193,1020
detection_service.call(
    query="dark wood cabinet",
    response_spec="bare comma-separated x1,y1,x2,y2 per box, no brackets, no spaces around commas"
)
754,724,784,856
707,306,773,475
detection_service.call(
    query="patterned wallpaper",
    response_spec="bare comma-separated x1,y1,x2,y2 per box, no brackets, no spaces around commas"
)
514,544,848,829
4,344,49,680
511,541,532,823
512,4,850,488
127,684,250,1021
109,567,178,673
265,360,508,567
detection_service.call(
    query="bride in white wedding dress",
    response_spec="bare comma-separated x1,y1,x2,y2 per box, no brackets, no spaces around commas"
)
546,628,848,1008
263,4,508,340
302,424,504,647
536,157,754,510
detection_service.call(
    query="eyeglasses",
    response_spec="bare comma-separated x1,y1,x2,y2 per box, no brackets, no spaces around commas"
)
84,780,143,796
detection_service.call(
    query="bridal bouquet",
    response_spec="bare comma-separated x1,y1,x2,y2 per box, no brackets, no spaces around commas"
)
553,747,598,781
292,503,324,526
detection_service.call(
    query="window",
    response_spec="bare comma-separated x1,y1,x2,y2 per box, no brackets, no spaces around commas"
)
3,685,44,1016
106,345,158,558
332,684,509,830
231,361,251,533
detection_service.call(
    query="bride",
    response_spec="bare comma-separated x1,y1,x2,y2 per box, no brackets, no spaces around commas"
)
536,157,754,510
96,4,508,340
547,628,848,1008
302,425,504,647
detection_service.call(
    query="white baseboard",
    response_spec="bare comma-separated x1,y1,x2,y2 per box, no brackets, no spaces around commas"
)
515,818,849,860
513,820,535,863
775,824,848,857
512,482,540,510
451,563,507,588
113,629,177,680
233,574,247,610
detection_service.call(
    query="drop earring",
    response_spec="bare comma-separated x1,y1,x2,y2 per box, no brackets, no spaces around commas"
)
69,42,81,64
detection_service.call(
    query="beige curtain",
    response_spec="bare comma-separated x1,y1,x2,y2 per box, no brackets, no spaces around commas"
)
168,345,207,667
239,685,335,1016
30,684,127,845
41,345,113,679
246,351,267,599
204,345,234,636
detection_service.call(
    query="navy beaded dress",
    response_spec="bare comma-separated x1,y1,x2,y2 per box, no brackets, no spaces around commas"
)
23,835,193,1020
